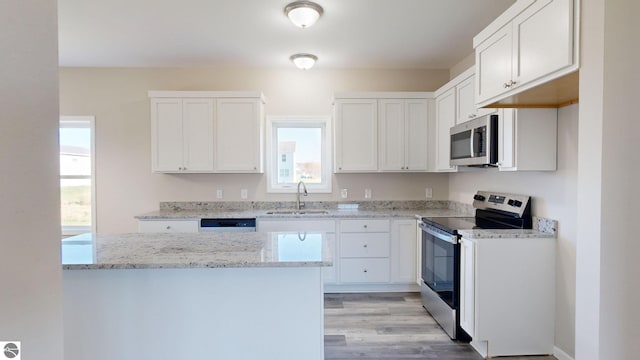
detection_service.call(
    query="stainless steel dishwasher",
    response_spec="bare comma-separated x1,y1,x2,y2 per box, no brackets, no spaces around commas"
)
199,218,256,232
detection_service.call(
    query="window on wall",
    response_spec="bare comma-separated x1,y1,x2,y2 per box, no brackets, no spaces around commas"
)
267,117,332,193
60,116,95,235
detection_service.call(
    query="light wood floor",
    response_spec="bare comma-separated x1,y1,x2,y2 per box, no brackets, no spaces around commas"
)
324,292,557,360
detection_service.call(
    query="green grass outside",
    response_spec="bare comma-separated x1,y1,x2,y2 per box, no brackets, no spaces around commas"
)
61,185,91,226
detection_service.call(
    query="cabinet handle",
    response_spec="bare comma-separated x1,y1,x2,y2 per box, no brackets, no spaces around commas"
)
363,225,368,229
166,226,171,230
509,80,517,87
339,167,342,170
253,166,257,170
363,269,368,273
363,244,368,248
503,82,510,88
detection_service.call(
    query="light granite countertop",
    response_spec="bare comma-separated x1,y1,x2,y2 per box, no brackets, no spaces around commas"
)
62,232,333,270
135,208,471,220
458,229,556,239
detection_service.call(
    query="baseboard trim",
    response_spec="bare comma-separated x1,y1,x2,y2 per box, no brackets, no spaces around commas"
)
554,346,574,360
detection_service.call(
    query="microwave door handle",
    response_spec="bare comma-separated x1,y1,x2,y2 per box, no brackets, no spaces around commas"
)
469,129,475,158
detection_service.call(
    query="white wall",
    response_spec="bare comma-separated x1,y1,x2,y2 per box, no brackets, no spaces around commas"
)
449,104,578,357
0,0,63,358
576,0,640,359
59,67,451,233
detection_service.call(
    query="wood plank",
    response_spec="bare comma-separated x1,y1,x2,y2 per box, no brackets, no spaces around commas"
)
324,293,557,360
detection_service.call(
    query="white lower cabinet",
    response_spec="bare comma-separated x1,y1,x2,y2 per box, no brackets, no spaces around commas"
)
138,219,199,233
245,217,419,292
390,219,418,284
338,219,390,284
460,235,555,358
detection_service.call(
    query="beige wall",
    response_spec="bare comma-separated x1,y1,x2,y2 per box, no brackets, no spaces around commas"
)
576,0,640,359
449,52,476,80
0,0,63,358
59,67,451,233
449,104,578,356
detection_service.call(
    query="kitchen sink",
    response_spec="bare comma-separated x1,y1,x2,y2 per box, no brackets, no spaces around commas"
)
265,210,329,215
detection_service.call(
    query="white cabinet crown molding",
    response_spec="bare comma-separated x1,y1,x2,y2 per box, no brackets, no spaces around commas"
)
333,92,434,101
434,66,476,97
148,91,266,103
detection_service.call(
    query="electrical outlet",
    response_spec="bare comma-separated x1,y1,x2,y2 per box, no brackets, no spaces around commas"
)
240,189,248,199
216,189,223,199
425,188,433,199
364,188,372,199
341,189,348,199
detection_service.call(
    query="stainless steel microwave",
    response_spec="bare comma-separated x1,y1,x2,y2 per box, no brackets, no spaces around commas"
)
449,114,498,167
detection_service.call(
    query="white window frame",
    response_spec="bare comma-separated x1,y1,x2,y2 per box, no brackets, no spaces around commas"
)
266,116,332,193
60,116,96,235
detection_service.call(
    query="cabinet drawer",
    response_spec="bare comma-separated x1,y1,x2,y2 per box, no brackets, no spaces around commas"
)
138,220,199,233
340,258,390,283
257,219,336,233
340,219,389,233
340,233,390,258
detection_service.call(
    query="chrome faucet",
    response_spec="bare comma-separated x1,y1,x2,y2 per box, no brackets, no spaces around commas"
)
296,180,308,210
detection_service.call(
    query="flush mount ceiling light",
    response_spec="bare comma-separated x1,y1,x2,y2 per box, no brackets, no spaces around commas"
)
284,1,324,28
290,53,318,70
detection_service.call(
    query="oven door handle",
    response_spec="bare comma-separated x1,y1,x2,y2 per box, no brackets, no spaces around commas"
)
420,222,459,244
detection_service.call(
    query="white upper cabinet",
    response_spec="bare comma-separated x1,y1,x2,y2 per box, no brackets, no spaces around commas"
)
434,87,457,172
474,0,578,107
333,99,378,172
214,98,264,173
497,108,557,171
149,91,264,174
151,98,214,172
455,70,497,124
379,99,428,171
334,92,432,173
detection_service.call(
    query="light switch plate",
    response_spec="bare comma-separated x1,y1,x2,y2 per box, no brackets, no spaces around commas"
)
240,189,248,199
216,189,224,199
425,188,433,199
341,189,348,199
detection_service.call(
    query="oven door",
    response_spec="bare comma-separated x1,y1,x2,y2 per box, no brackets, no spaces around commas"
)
420,222,459,309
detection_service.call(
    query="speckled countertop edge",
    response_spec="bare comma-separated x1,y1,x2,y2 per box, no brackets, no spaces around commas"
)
135,201,475,220
62,232,334,270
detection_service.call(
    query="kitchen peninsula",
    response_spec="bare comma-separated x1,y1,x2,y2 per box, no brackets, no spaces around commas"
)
62,232,332,360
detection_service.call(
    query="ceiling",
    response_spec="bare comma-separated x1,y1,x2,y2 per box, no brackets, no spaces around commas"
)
58,0,515,69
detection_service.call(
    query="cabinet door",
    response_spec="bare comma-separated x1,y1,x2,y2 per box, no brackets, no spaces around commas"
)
459,238,475,337
405,99,428,171
456,75,496,124
390,220,418,284
475,25,513,104
435,88,457,172
498,109,516,170
214,98,262,172
151,98,184,172
182,99,214,172
512,0,574,87
378,99,406,171
334,100,378,172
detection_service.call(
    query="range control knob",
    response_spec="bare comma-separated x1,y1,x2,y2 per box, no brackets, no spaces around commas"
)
473,194,486,201
508,199,523,207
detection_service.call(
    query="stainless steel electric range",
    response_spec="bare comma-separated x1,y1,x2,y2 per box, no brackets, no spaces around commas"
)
418,191,532,340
